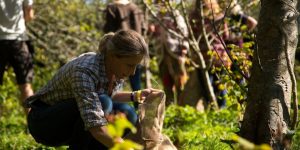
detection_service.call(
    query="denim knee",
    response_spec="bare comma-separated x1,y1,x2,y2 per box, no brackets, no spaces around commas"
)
98,94,113,115
113,102,137,125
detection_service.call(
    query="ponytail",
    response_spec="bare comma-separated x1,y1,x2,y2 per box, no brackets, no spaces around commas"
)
97,30,148,58
97,32,115,54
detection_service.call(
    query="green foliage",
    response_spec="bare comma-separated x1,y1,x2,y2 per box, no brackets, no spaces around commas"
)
28,0,105,66
163,105,240,149
1,0,300,149
0,69,66,149
107,114,137,138
291,65,300,149
292,126,300,150
107,114,143,150
0,45,61,149
111,140,143,150
1,67,300,149
231,134,271,150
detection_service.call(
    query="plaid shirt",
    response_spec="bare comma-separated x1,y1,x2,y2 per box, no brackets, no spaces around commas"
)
26,52,123,129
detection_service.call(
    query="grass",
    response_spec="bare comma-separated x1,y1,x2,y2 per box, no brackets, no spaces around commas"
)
1,66,300,149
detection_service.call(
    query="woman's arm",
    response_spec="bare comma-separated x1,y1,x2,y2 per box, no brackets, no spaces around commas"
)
23,5,34,22
111,91,132,103
246,16,257,31
112,89,154,103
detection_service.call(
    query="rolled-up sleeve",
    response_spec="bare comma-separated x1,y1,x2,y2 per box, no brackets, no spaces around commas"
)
70,67,107,130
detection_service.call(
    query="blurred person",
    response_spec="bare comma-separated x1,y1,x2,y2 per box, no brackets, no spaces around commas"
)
148,1,189,105
190,0,230,108
221,0,257,83
0,0,35,114
225,0,257,47
26,30,156,149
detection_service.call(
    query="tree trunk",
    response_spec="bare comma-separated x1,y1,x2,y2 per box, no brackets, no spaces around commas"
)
240,0,298,149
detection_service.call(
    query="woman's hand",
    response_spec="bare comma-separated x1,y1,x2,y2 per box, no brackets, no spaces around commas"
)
114,137,124,144
140,88,152,99
139,88,162,103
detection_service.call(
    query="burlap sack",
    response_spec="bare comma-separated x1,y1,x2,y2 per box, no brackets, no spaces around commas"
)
124,90,177,150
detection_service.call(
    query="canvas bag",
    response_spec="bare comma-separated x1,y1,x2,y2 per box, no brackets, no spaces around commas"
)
124,90,177,150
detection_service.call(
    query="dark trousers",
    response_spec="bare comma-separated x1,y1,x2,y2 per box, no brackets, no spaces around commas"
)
129,64,142,91
0,40,33,85
209,72,227,108
27,100,108,150
129,64,142,109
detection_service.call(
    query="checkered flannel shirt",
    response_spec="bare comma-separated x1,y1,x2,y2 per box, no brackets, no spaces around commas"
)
26,52,123,129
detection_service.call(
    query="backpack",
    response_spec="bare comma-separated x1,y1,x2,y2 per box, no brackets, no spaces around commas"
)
103,2,144,34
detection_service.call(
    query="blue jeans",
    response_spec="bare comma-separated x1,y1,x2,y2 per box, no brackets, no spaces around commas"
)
129,64,142,91
99,94,137,125
209,73,227,108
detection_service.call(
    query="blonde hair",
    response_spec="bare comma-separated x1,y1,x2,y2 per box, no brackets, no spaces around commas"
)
98,30,148,58
203,0,222,19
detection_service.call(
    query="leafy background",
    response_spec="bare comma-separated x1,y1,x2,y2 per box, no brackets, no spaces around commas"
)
0,0,300,149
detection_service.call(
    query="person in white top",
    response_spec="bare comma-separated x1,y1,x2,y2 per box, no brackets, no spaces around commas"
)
0,0,34,114
113,0,130,5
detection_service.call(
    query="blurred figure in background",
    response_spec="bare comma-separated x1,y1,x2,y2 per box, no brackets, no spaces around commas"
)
190,0,230,108
0,0,34,114
222,0,257,84
148,1,189,105
224,0,257,47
